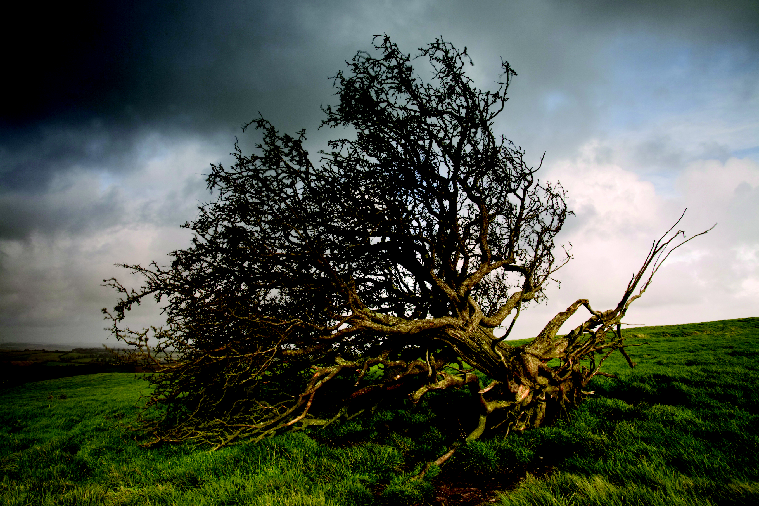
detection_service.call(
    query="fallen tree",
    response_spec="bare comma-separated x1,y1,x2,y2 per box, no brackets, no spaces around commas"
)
104,35,711,458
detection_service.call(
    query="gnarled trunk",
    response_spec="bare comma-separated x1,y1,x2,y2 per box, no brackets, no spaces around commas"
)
436,322,589,439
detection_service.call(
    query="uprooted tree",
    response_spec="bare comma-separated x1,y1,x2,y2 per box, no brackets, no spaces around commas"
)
104,36,711,458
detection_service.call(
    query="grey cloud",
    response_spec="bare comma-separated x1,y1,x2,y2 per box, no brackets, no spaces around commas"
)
632,136,687,173
728,182,759,241
698,141,733,163
6,0,757,130
556,0,759,47
0,181,126,241
0,122,147,192
0,118,237,242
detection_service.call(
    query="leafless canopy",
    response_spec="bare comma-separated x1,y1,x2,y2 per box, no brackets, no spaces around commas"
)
104,35,712,455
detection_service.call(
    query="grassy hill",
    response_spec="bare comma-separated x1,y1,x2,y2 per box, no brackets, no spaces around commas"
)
0,348,134,389
1,317,757,505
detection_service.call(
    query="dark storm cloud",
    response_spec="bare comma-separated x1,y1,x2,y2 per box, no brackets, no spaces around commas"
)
2,0,757,212
2,1,356,203
2,1,363,132
4,1,271,127
6,0,758,127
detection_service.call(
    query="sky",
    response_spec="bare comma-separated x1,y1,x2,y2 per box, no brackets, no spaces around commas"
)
1,0,757,347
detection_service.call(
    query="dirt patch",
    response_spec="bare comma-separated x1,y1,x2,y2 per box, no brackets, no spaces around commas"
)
423,463,556,506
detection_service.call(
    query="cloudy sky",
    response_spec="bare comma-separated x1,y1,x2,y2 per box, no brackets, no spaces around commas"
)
1,0,757,347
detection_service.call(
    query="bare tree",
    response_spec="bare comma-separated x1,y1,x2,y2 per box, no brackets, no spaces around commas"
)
104,35,712,458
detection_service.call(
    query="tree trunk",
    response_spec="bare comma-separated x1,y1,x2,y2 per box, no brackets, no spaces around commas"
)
439,325,586,435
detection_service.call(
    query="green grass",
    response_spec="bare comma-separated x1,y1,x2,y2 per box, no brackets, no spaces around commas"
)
1,317,758,505
485,318,759,505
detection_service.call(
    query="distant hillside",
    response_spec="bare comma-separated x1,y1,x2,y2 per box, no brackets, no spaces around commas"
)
0,342,114,352
0,347,136,388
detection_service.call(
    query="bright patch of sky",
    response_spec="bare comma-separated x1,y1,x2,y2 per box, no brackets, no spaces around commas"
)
601,34,758,162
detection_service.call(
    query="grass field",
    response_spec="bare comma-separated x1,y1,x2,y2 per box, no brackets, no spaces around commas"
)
1,317,757,505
